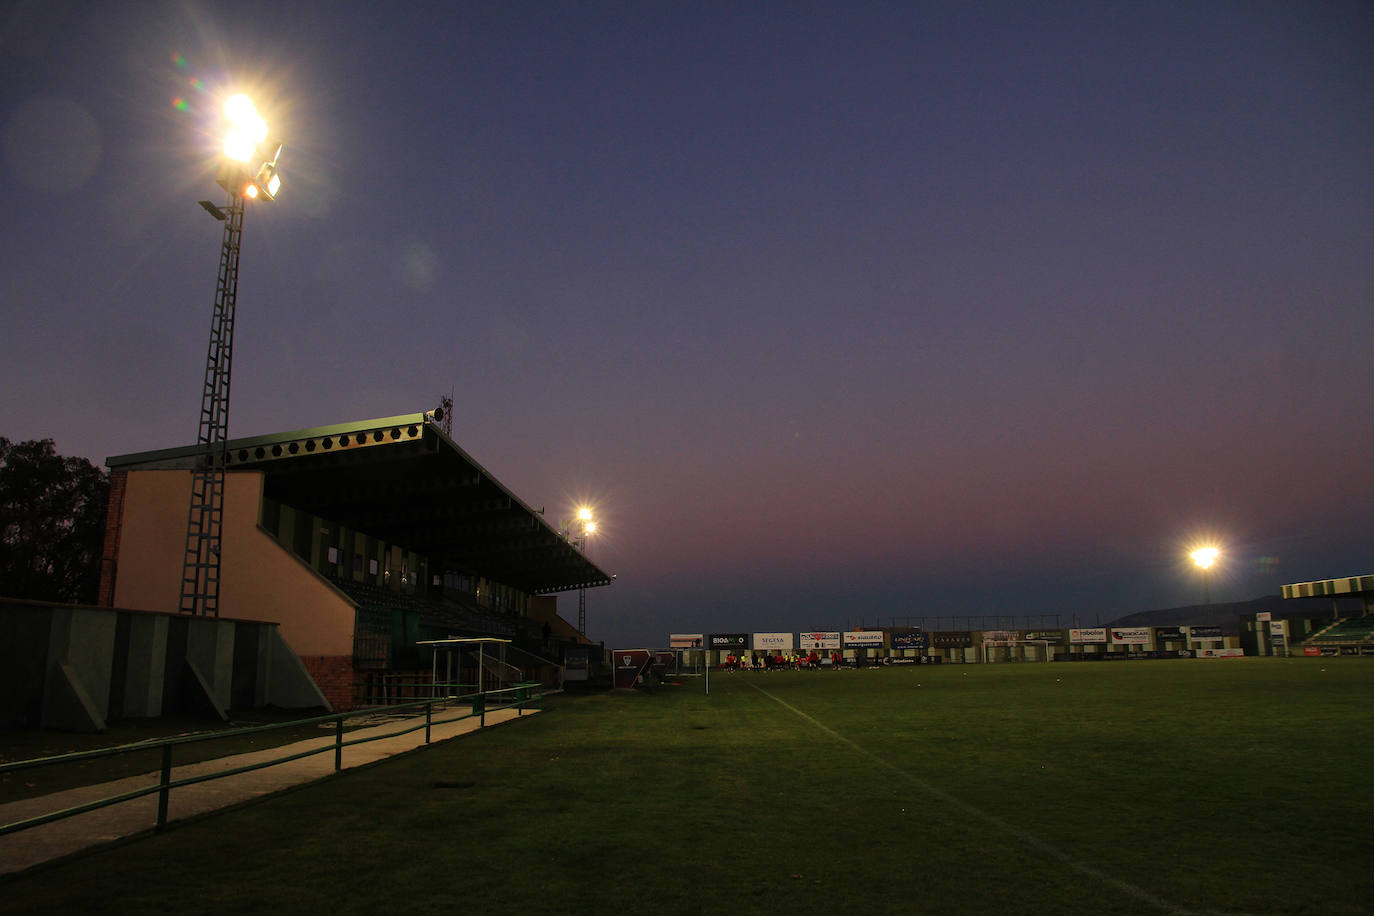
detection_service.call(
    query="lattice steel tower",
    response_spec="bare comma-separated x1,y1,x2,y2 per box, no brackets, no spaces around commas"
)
179,95,282,616
179,195,245,616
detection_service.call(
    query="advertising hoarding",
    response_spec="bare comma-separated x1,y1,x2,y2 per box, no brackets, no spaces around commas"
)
753,632,794,651
1110,627,1151,644
932,630,973,648
1187,625,1222,639
670,634,703,649
1053,649,1194,661
708,633,748,649
889,630,927,649
1070,628,1107,644
844,631,884,648
613,648,653,688
799,631,842,650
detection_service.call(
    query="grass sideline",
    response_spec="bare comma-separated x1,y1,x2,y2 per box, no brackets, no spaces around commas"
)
2,659,1371,914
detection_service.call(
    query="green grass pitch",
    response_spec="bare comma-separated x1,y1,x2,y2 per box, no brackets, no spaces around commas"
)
2,659,1371,914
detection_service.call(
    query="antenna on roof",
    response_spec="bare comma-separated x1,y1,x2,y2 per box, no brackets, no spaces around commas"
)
436,391,453,437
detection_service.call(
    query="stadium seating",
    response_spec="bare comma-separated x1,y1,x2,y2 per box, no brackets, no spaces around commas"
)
333,578,513,632
332,576,572,703
1304,616,1374,645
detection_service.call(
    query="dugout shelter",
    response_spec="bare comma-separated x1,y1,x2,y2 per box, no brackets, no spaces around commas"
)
98,410,613,709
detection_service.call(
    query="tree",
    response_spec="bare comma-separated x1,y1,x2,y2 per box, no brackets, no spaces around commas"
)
0,438,109,604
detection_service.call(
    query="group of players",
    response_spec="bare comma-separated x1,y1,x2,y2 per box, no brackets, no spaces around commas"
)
719,650,844,670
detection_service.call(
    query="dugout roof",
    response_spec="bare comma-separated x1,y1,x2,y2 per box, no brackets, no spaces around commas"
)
107,412,613,595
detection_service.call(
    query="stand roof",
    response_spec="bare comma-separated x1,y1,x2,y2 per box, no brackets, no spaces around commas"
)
107,412,613,595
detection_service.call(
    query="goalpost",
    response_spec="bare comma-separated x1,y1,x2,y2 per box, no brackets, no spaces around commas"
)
981,637,1055,663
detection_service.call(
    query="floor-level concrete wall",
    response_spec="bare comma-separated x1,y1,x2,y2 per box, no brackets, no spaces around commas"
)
0,599,330,732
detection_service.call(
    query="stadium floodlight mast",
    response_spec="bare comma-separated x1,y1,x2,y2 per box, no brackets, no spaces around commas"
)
562,507,597,634
1191,546,1220,608
179,94,283,617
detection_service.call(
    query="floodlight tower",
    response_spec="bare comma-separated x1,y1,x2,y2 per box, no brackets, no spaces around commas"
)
1191,546,1219,609
179,95,283,616
562,507,596,634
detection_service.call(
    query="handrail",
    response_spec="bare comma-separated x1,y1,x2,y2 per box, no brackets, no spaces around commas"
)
0,682,543,838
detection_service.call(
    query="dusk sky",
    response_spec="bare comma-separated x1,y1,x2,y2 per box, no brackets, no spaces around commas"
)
3,1,1372,649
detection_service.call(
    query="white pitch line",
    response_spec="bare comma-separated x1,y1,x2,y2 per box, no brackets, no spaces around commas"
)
746,680,1221,916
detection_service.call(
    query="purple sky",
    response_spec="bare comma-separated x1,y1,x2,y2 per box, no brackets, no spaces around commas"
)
3,1,1372,648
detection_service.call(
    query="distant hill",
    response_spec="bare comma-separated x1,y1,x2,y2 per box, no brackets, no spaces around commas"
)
1105,595,1360,636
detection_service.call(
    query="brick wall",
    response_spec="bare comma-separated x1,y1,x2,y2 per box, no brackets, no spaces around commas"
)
97,469,128,607
300,655,357,711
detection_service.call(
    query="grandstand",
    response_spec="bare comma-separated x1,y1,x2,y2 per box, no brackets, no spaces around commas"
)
1305,616,1374,645
98,411,613,709
1283,574,1374,654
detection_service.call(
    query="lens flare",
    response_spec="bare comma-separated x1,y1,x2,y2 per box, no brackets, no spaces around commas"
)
166,55,209,114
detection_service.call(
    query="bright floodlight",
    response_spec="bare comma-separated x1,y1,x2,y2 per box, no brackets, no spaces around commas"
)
584,521,597,536
578,507,593,522
215,95,281,198
1191,547,1219,570
224,94,259,126
222,94,267,162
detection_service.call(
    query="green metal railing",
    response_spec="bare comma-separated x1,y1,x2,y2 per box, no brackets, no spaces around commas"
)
0,682,543,838
360,678,486,706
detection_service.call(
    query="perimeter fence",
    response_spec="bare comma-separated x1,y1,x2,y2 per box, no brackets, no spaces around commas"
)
0,682,543,839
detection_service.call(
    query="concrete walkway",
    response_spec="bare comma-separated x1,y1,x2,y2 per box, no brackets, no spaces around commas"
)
0,704,537,877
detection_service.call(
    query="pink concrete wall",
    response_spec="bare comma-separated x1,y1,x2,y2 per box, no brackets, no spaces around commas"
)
110,470,190,614
111,469,356,657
